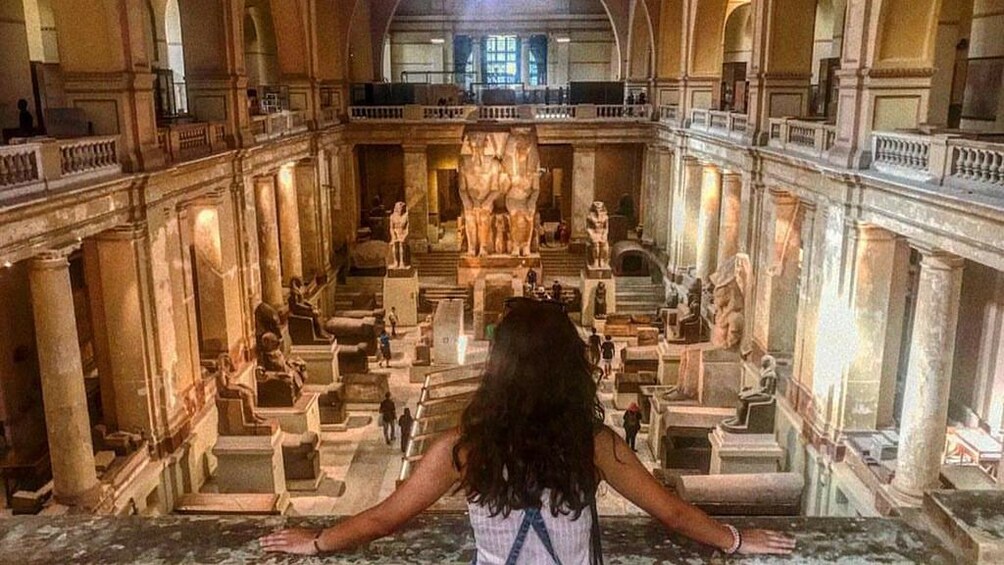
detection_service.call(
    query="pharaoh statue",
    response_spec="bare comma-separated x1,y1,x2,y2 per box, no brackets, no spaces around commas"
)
288,276,331,340
502,127,541,257
493,213,509,255
586,201,610,269
720,354,778,434
215,353,270,435
594,281,608,319
254,302,308,406
459,132,507,256
389,201,409,269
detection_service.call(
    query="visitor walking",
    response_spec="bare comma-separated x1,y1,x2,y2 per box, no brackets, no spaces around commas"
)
588,327,601,368
262,299,795,559
388,307,399,338
551,280,563,303
378,330,392,367
623,403,642,451
379,393,396,445
398,408,414,454
600,335,616,378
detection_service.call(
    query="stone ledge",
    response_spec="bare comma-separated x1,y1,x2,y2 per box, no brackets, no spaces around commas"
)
0,513,955,564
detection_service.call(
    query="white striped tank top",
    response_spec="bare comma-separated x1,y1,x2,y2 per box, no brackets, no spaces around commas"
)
467,491,594,565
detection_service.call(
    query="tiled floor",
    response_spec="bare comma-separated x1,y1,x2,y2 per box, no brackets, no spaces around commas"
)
288,327,653,518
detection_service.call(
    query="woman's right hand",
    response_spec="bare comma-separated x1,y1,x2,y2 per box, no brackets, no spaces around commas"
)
737,529,796,555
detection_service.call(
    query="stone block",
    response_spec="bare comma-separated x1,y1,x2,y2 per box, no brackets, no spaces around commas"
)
174,493,289,516
337,343,369,374
637,327,659,346
384,271,419,326
213,429,286,494
343,371,391,405
281,432,324,491
613,371,658,409
257,393,322,436
291,340,340,386
672,472,803,516
709,428,785,475
433,299,465,365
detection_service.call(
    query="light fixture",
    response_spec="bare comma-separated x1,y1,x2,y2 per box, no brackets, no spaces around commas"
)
430,38,445,44
3,261,11,268
555,36,571,44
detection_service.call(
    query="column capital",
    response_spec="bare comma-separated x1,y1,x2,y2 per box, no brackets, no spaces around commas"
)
178,189,226,211
915,246,965,270
30,247,79,270
93,222,149,242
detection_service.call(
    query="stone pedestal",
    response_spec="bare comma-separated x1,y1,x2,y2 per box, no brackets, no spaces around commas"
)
257,393,322,436
457,255,541,287
656,341,685,385
613,371,658,410
709,428,785,475
291,341,340,386
383,269,419,326
213,429,286,494
473,274,515,340
580,270,616,327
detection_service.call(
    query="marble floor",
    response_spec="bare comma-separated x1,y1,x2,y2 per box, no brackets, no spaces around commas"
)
285,326,653,518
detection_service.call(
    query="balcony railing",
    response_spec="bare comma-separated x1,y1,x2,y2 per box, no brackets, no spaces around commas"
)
157,122,227,164
767,117,837,159
1,136,122,201
659,104,680,123
250,110,310,143
346,103,655,124
871,130,1004,196
689,109,748,140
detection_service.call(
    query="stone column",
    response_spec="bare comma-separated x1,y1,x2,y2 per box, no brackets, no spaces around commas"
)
571,144,597,241
656,147,674,252
402,144,429,249
717,172,743,266
276,164,303,285
295,158,325,281
640,144,659,245
672,156,703,272
695,165,722,280
752,190,801,355
891,249,964,505
28,251,99,504
254,175,283,308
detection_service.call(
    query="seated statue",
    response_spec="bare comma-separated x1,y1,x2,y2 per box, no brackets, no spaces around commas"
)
594,281,608,319
254,302,283,347
670,278,703,344
257,331,307,407
215,353,273,436
720,355,778,434
288,277,332,343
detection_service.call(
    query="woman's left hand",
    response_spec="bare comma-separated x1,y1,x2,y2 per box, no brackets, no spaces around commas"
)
259,528,321,555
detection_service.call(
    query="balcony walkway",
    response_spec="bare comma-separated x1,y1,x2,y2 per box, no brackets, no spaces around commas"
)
0,513,956,564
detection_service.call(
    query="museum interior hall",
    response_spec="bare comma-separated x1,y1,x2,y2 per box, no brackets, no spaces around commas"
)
1,0,1003,562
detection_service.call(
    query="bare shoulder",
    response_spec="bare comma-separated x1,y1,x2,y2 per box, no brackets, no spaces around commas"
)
592,425,626,463
423,428,464,475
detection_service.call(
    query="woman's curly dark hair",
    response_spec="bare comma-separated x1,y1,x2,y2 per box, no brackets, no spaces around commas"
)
452,301,605,518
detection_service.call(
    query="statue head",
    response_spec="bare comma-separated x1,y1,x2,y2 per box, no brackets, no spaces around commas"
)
393,201,407,216
290,276,303,290
761,355,777,374
589,201,608,218
260,332,282,353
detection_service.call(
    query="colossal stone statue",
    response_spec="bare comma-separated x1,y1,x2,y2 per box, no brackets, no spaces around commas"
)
459,132,507,256
502,127,541,257
493,213,509,256
587,201,610,269
389,201,409,268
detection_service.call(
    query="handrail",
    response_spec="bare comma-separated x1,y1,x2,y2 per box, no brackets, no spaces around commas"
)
2,136,122,201
767,117,837,159
870,130,1004,194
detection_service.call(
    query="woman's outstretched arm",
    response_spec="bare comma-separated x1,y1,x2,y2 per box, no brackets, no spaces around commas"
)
594,427,795,555
260,430,461,555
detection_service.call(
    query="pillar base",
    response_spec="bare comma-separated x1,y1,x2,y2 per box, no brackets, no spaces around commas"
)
885,481,925,508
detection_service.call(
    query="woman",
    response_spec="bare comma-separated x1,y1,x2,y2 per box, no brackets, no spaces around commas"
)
260,299,795,561
622,403,642,452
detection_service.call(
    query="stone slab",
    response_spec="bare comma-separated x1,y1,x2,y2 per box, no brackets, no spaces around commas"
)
173,493,290,516
433,299,465,365
383,272,419,326
925,490,1004,564
457,255,541,287
656,341,685,385
212,429,286,494
257,393,321,436
342,371,391,405
0,513,956,563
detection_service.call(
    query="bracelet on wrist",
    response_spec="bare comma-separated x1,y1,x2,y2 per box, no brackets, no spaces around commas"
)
724,524,742,555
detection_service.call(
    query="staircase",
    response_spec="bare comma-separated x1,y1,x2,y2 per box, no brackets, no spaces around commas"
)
333,277,384,310
615,276,665,316
413,250,460,278
540,247,587,279
419,286,471,314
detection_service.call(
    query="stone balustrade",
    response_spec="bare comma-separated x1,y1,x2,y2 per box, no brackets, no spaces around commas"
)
157,122,227,164
478,105,521,120
659,104,680,123
689,109,748,141
0,513,957,563
349,106,406,121
1,136,122,201
871,131,1004,196
767,117,837,159
251,110,311,143
319,106,339,125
